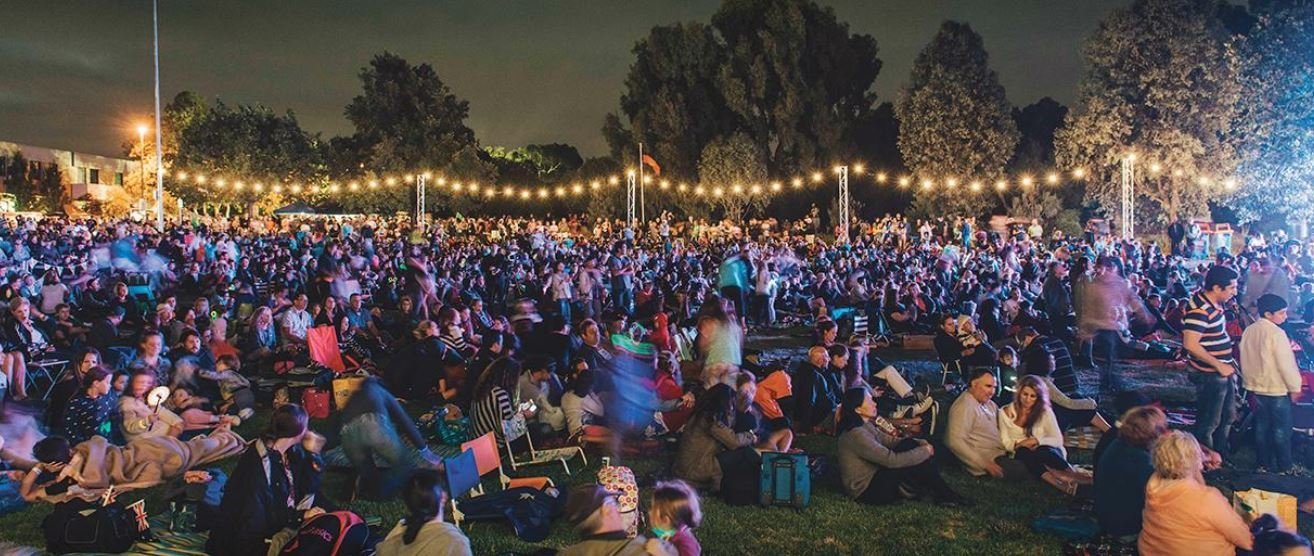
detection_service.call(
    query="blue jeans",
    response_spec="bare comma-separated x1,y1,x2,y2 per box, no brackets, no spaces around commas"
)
1253,394,1294,472
556,298,571,323
341,413,430,500
1192,372,1237,457
1092,330,1122,393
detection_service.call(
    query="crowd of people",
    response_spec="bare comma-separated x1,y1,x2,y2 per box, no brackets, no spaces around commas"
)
0,210,1309,554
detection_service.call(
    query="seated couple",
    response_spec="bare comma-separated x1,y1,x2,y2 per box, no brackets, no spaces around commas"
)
947,368,1091,495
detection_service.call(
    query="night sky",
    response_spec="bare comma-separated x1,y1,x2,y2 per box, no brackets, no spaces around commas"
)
1,0,1132,159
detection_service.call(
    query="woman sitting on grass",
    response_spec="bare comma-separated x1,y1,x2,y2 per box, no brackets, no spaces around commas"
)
208,404,326,556
61,366,117,446
998,376,1091,495
835,387,970,507
673,384,755,491
1022,350,1110,432
1139,430,1252,554
376,469,472,556
733,371,793,452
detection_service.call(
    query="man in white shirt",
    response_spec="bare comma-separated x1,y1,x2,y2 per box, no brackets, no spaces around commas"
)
1239,294,1303,473
946,368,1016,478
280,293,312,347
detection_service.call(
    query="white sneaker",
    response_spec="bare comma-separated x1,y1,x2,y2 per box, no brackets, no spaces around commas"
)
908,395,936,416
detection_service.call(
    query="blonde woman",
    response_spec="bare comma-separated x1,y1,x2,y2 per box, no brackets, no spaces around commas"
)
1139,430,1252,555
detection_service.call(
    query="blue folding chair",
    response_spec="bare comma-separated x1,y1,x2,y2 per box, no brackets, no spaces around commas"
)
444,448,480,528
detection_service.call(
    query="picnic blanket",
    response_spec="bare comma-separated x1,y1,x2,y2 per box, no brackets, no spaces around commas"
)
1063,426,1102,450
45,431,246,503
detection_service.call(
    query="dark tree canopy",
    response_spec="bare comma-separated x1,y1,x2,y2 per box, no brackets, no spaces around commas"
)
896,20,1019,218
714,0,882,174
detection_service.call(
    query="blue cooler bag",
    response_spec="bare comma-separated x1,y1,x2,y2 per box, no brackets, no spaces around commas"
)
759,452,810,509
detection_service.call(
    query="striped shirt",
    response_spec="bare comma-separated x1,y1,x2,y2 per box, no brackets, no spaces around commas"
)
1182,292,1233,372
471,386,515,441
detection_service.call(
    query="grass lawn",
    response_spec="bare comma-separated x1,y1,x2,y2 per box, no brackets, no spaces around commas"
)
0,338,1309,554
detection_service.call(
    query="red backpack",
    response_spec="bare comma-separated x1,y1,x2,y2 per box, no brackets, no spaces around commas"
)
280,511,371,555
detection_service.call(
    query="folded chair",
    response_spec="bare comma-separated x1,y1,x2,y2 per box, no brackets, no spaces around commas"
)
502,428,587,475
444,448,481,528
461,432,553,494
306,325,358,373
28,357,70,400
940,360,960,386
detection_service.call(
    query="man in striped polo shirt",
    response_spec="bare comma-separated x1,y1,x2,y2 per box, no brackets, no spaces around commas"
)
1181,265,1240,457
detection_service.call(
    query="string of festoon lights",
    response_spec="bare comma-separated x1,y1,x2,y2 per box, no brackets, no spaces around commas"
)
160,155,1239,203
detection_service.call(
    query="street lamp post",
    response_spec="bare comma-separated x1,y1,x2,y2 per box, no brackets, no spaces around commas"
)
136,124,148,197
151,0,164,230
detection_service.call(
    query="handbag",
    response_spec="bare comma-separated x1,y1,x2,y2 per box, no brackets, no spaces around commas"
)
503,413,528,443
332,372,368,410
43,500,140,554
440,416,472,446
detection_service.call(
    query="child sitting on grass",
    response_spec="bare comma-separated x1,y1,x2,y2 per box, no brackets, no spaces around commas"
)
199,354,255,420
648,480,703,556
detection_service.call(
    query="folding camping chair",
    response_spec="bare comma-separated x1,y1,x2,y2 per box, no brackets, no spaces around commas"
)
502,428,587,475
444,448,481,529
306,325,357,373
461,432,553,495
940,361,960,386
27,358,70,400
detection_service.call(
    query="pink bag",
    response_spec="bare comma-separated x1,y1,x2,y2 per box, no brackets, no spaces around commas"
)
301,388,331,419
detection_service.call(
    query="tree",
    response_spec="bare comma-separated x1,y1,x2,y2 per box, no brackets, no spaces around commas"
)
606,22,737,183
170,98,326,215
341,52,497,214
714,0,882,174
486,144,584,185
1227,0,1314,225
1056,0,1242,229
896,21,1019,218
697,133,770,223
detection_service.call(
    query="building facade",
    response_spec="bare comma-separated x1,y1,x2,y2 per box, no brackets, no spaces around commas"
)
0,140,139,206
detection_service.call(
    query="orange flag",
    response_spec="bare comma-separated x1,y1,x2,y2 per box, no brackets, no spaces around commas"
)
641,154,661,176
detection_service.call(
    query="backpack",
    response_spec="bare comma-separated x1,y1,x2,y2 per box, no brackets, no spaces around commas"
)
43,499,140,554
597,457,639,537
280,511,372,556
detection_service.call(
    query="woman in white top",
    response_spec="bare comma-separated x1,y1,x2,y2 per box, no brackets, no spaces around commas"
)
998,376,1090,495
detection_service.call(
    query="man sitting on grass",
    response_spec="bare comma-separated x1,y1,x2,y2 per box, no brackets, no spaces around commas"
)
945,367,1023,479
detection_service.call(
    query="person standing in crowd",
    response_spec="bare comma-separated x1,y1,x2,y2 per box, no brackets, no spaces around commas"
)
1239,294,1303,473
1076,256,1150,396
1181,265,1240,457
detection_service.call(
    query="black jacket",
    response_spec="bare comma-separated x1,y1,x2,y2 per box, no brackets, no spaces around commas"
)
384,336,463,401
792,361,839,431
207,440,324,556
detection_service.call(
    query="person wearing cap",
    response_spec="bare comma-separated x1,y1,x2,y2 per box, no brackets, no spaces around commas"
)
561,484,676,556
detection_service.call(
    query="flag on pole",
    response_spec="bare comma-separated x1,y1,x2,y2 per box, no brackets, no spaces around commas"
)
641,154,661,176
